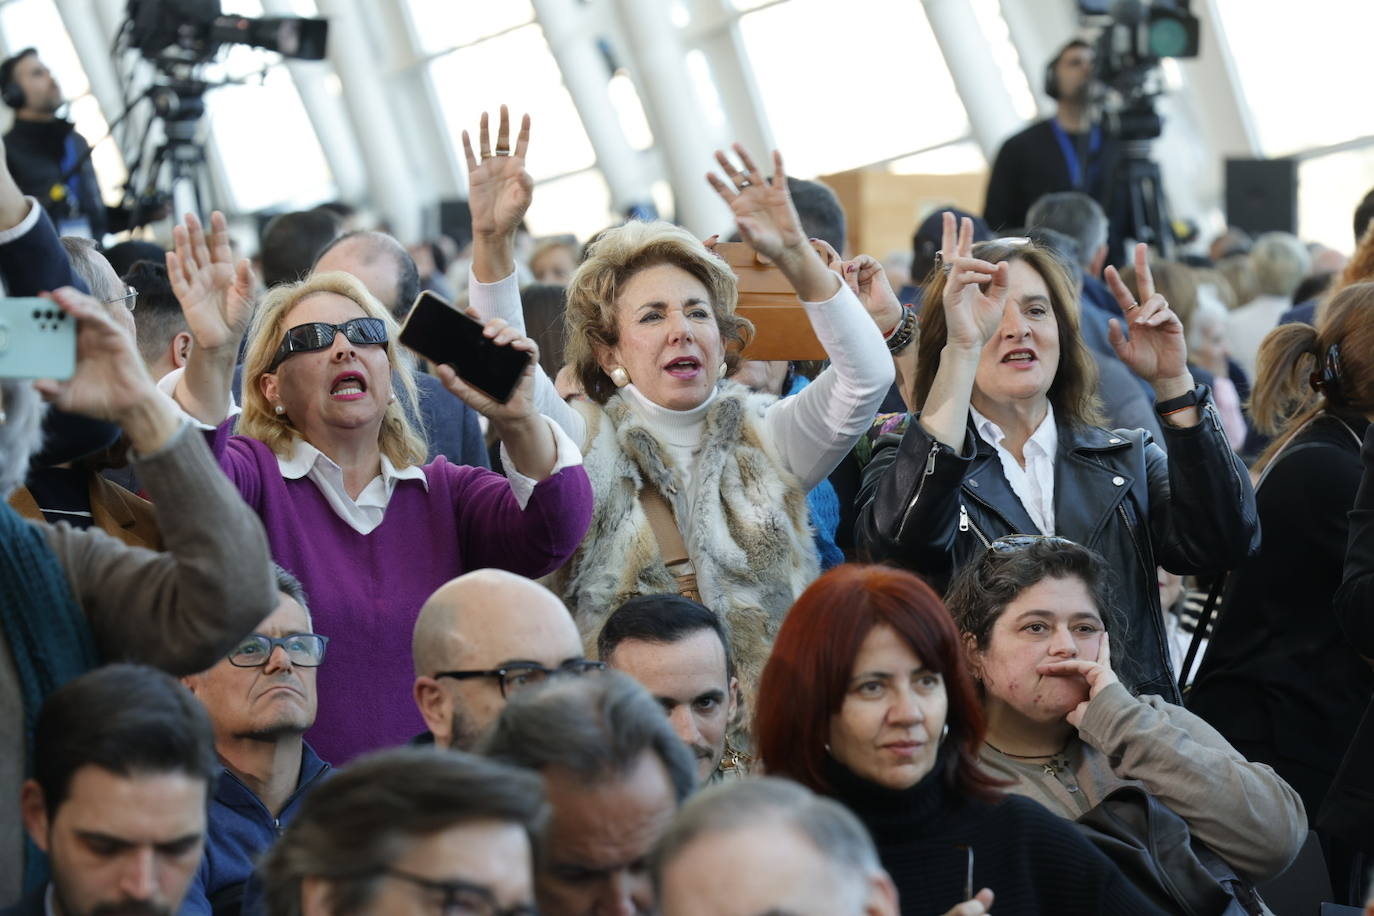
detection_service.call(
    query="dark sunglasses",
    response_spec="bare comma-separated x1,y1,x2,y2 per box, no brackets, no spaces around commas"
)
269,317,388,370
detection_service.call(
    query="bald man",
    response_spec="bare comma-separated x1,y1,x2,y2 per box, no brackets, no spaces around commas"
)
411,569,597,750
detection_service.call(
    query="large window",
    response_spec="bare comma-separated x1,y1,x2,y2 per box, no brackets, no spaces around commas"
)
736,0,972,177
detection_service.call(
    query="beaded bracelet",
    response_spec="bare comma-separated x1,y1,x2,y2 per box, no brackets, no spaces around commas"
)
884,305,918,355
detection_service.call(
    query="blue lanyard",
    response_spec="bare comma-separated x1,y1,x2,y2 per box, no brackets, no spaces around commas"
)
1050,120,1101,190
59,134,83,203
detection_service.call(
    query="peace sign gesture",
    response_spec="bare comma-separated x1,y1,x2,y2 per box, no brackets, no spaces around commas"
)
463,105,534,240
1104,243,1189,386
939,211,1010,352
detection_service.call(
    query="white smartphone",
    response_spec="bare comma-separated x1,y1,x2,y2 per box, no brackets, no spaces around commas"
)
0,297,76,380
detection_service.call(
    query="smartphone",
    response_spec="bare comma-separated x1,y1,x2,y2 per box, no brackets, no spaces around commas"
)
714,242,826,361
0,297,75,380
399,291,532,403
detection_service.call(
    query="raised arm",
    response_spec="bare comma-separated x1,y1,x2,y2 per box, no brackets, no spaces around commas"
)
463,106,585,443
167,211,255,426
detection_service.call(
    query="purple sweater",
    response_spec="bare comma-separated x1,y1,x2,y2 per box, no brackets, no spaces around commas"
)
209,424,593,763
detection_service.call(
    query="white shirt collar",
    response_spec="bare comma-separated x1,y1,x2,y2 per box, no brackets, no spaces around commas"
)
970,402,1058,459
277,435,429,490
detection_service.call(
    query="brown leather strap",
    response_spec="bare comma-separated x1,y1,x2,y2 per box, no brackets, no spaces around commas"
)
638,486,701,603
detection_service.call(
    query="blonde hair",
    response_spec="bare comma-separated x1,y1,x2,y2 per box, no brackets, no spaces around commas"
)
239,271,426,468
563,221,751,404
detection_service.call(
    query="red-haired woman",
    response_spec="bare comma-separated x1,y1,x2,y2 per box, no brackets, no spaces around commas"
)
754,564,1159,916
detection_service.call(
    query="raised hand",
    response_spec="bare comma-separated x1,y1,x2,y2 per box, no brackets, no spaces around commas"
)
1036,631,1119,729
939,211,1010,352
839,251,905,334
706,145,806,264
1104,243,1189,386
33,287,159,421
463,106,534,240
166,211,255,353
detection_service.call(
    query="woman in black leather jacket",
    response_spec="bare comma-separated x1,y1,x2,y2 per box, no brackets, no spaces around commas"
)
856,214,1258,701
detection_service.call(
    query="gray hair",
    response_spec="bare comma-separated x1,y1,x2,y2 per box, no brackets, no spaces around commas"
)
260,747,546,916
1025,191,1109,271
273,563,311,624
60,237,122,302
0,381,45,497
650,777,881,893
1251,232,1312,298
478,669,696,802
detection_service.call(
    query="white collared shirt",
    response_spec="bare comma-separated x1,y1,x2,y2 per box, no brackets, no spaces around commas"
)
970,403,1060,536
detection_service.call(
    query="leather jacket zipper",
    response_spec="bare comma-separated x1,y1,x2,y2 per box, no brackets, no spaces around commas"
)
959,503,991,548
897,442,941,541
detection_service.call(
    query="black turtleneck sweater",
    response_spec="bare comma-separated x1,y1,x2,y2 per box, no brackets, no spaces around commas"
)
823,759,1164,916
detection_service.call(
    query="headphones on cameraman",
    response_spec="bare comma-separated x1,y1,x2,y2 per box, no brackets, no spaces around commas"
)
1044,40,1090,102
0,49,35,110
1311,343,1345,403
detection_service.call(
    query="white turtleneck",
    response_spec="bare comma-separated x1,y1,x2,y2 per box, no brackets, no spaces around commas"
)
469,269,894,528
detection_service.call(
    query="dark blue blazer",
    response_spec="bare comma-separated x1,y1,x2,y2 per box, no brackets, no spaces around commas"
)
0,205,89,296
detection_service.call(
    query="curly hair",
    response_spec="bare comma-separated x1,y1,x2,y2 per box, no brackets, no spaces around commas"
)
563,221,752,404
239,271,425,467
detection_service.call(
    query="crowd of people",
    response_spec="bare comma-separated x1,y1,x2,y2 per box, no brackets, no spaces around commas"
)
1,33,1372,916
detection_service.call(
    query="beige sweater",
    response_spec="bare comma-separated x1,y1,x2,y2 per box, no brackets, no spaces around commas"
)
0,424,276,906
980,681,1307,884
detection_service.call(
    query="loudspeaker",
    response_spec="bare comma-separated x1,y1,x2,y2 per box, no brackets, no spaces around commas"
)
438,198,473,250
1225,158,1298,236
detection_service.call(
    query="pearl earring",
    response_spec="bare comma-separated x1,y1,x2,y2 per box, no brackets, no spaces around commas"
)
939,723,950,745
609,366,630,388
273,404,286,415
718,362,727,377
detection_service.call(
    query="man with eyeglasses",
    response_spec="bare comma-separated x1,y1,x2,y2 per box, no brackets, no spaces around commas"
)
412,568,598,751
180,566,332,916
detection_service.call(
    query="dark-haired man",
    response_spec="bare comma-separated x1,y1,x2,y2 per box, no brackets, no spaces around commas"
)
0,50,123,239
125,259,194,381
984,40,1119,236
10,664,220,916
180,567,331,916
480,671,697,916
598,594,740,784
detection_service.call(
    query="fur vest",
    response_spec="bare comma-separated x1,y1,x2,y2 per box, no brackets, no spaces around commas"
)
557,383,819,699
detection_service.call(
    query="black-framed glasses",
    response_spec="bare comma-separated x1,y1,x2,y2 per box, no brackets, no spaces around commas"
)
105,285,137,310
379,867,537,916
434,659,606,698
268,317,388,370
987,534,1078,554
227,633,329,668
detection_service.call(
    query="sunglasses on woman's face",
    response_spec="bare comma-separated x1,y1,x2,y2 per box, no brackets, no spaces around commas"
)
269,317,388,370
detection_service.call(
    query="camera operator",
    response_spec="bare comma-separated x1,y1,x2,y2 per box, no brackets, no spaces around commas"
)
983,40,1119,235
0,49,128,241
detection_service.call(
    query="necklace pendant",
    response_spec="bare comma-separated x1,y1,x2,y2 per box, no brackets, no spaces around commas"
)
1042,762,1059,777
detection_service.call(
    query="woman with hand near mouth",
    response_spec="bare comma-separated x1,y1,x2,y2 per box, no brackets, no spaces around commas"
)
946,537,1304,911
464,107,893,706
858,216,1257,702
164,211,593,764
754,564,1161,916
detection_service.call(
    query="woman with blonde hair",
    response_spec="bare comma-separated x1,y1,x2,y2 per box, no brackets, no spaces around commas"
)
464,107,894,704
1189,283,1374,870
165,211,593,763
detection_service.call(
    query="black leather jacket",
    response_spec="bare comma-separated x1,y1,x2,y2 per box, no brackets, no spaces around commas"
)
856,386,1259,702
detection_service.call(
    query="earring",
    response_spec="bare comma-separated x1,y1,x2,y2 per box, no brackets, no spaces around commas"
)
718,362,727,377
273,404,286,416
609,366,630,388
939,723,950,745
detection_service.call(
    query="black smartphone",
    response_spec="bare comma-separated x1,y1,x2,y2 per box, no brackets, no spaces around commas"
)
399,291,532,403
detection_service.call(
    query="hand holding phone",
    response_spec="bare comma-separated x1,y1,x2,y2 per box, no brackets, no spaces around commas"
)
399,290,534,405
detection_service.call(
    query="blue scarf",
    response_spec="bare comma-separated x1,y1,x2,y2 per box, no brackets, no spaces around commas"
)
0,500,98,892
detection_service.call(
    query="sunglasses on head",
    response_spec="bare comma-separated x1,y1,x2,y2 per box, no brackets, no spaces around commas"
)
269,317,388,371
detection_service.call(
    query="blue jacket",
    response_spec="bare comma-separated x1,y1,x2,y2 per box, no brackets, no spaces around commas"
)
180,744,330,916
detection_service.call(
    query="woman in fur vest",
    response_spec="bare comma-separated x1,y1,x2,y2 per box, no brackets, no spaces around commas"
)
464,107,895,709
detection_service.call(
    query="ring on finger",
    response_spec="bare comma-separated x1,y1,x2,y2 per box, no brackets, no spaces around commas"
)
1128,300,1141,310
934,251,953,275
736,178,753,189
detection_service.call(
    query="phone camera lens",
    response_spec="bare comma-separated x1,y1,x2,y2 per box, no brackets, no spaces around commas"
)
44,309,54,320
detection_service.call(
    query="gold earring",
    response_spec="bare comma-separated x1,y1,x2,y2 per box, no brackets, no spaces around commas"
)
609,366,630,388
